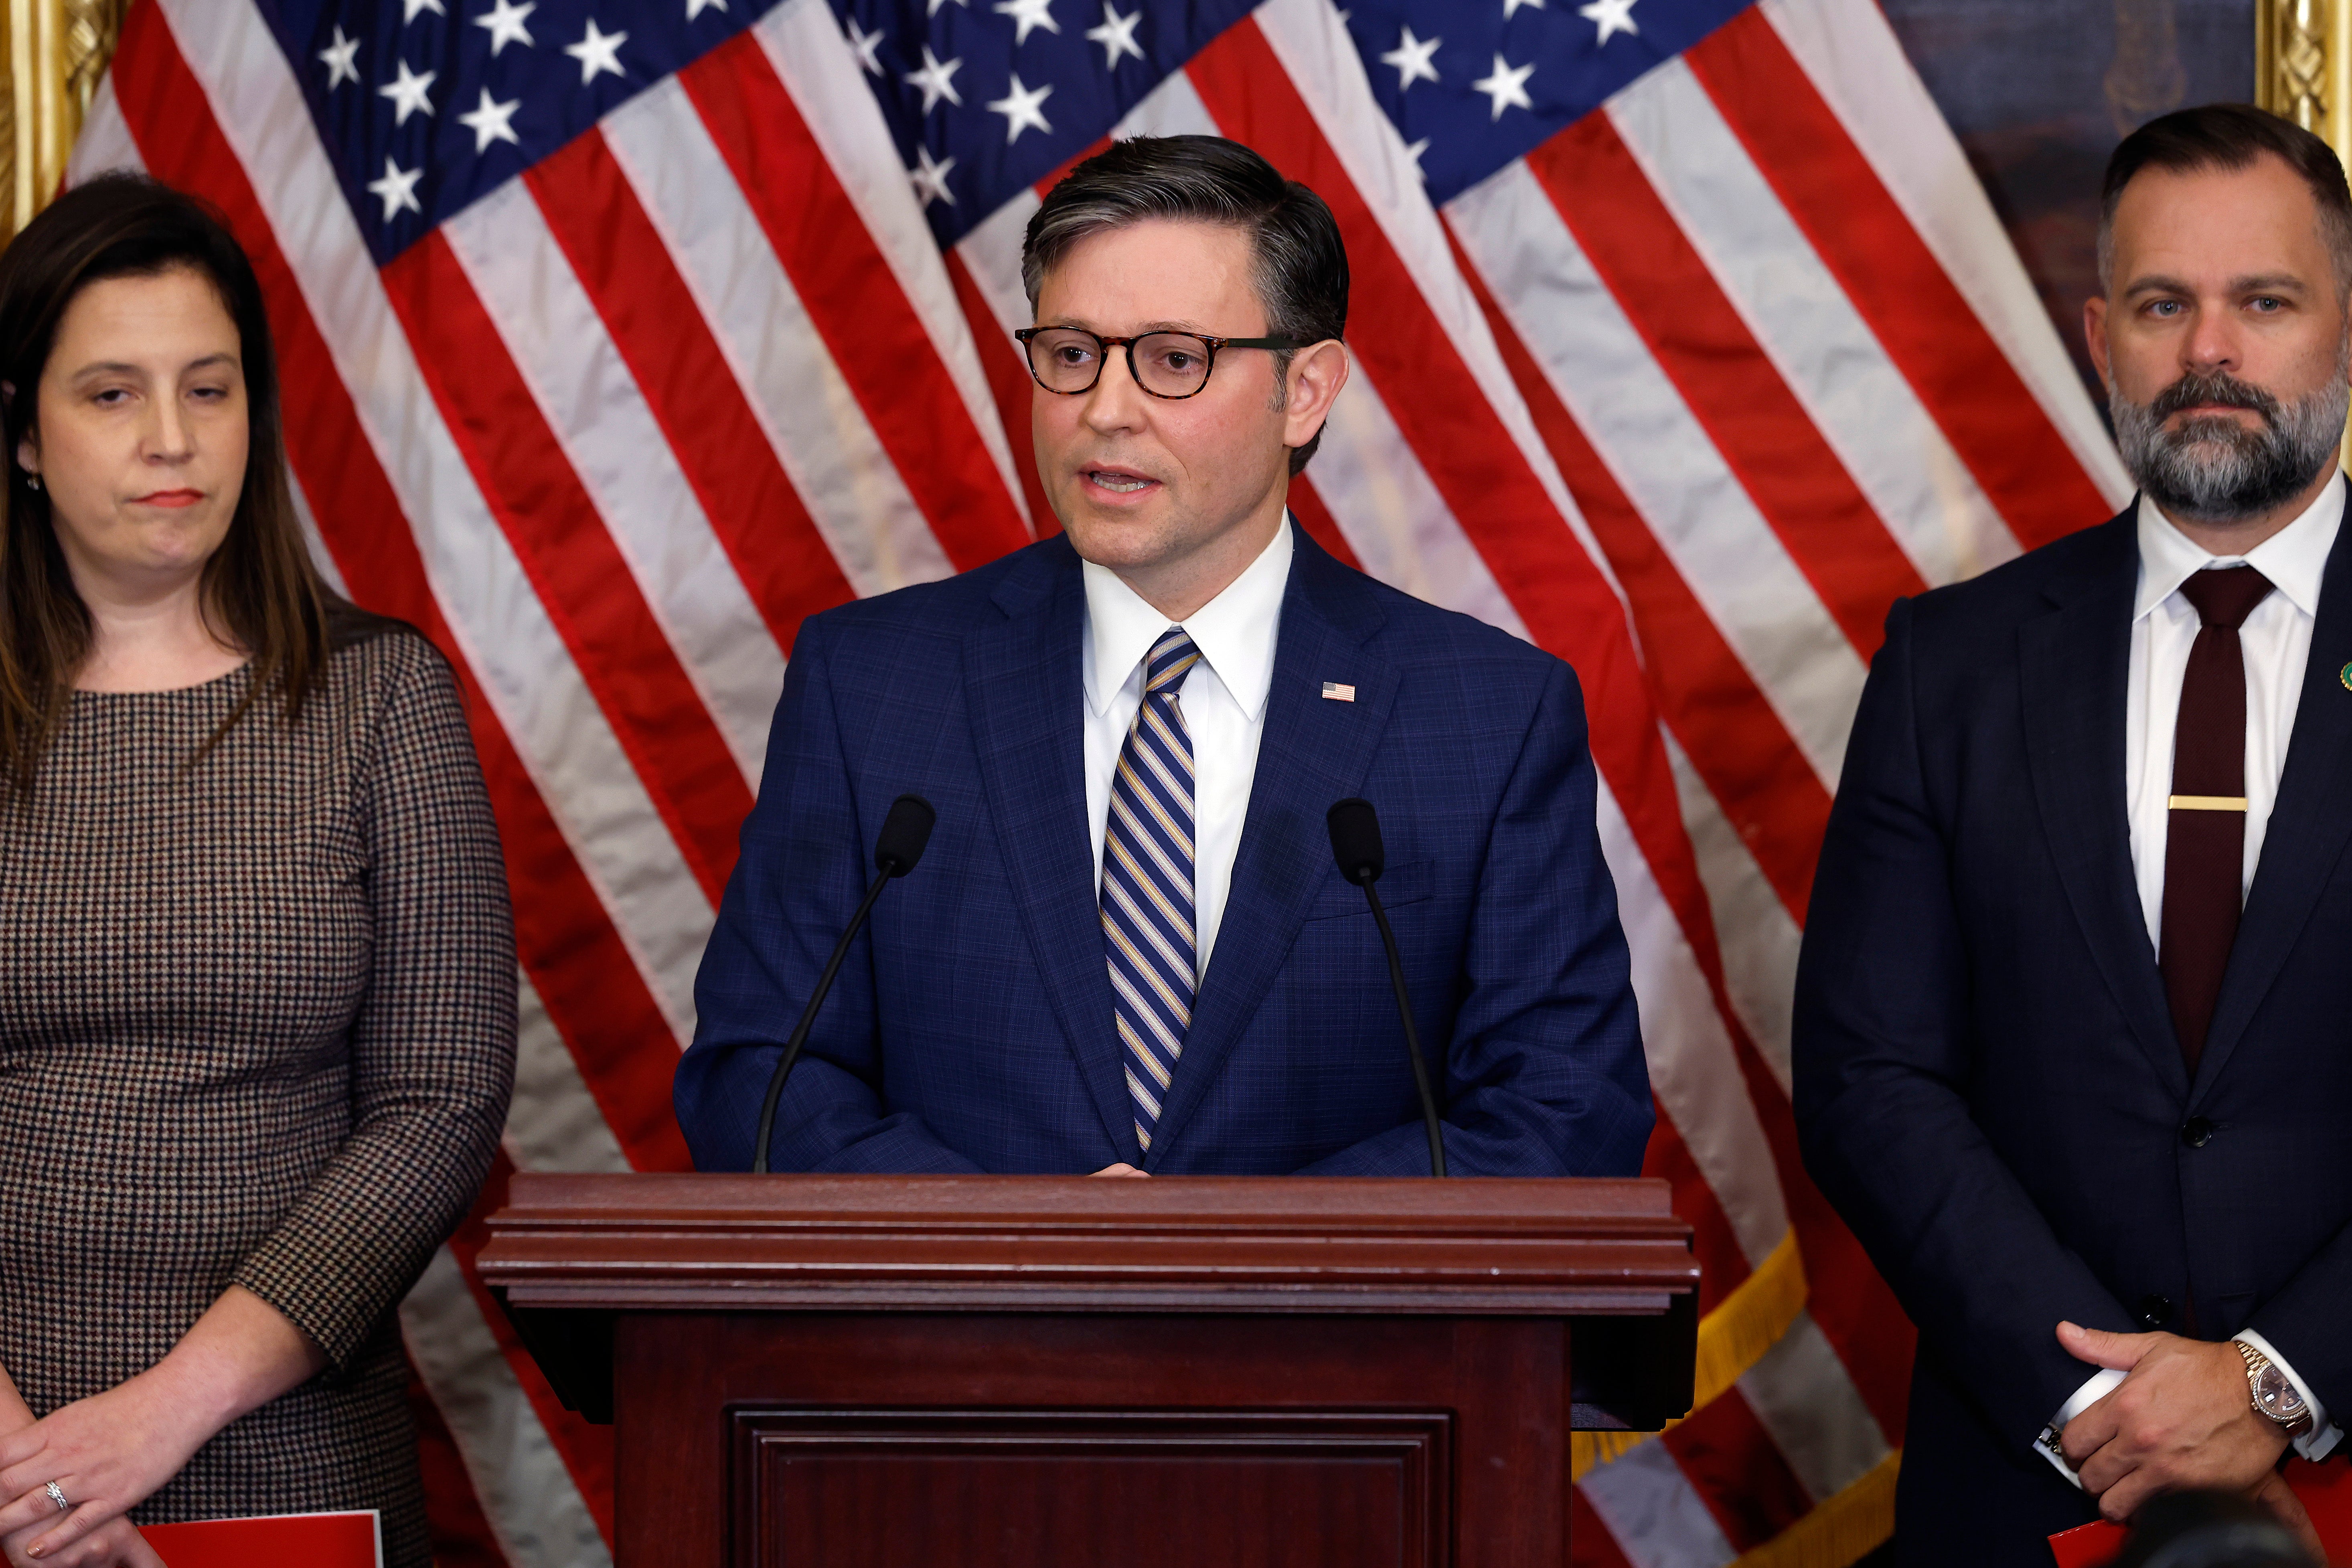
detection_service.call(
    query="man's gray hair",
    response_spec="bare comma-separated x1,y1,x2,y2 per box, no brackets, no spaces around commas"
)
1021,135,1348,474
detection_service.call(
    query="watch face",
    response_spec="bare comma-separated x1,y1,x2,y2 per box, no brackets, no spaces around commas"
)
2257,1365,2309,1420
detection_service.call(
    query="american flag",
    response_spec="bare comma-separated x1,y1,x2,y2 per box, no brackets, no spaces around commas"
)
71,0,2131,1562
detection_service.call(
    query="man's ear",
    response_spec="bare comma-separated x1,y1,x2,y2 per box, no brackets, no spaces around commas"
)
2084,296,2112,390
1282,338,1349,451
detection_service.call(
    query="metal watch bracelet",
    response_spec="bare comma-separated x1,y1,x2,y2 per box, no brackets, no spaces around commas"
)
2235,1337,2315,1439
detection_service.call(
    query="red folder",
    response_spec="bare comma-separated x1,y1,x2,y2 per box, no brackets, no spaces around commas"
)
2048,1461,2352,1566
139,1510,380,1568
2048,1519,2130,1568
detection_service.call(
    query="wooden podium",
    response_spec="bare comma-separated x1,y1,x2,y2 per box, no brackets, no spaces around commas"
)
478,1174,1696,1567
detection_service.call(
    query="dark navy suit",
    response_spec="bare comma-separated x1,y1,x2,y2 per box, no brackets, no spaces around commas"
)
675,524,1652,1177
1795,506,2352,1564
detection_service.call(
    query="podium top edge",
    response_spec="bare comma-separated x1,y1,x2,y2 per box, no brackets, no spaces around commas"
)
495,1172,1684,1231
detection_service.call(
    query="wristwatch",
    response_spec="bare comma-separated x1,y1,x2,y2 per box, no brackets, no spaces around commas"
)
2234,1338,2315,1439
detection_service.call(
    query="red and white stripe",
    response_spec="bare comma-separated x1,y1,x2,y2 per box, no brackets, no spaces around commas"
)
73,0,2126,1559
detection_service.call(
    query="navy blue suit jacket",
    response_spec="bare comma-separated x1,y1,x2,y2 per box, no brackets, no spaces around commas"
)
1795,502,2352,1563
675,523,1652,1177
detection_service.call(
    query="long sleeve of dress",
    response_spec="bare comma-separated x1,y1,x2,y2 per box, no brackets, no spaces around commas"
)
231,635,516,1368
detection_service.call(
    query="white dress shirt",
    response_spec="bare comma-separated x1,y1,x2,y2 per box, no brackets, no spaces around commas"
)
2037,481,2344,1483
1083,520,1292,981
2124,482,2344,942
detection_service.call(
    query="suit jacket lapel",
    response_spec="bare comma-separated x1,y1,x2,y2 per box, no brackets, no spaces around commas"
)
1147,533,1397,1164
964,541,1139,1161
2018,514,2188,1099
2196,506,2352,1098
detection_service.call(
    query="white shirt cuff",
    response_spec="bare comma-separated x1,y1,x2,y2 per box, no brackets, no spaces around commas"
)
2237,1329,2341,1461
2035,1369,2127,1488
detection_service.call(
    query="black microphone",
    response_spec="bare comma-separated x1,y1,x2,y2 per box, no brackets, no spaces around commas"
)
1326,798,1446,1177
750,794,936,1174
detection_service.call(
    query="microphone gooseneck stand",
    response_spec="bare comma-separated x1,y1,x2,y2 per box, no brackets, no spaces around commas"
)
1326,797,1446,1177
750,794,937,1175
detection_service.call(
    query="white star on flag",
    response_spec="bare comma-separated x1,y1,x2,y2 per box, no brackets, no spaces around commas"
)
1403,137,1429,180
926,0,968,16
845,15,885,74
457,87,521,153
564,19,627,84
472,0,534,55
1380,26,1440,91
317,25,361,89
1579,0,1639,44
987,72,1055,143
1084,3,1144,68
994,0,1060,46
365,157,424,221
909,145,956,207
378,59,438,124
1503,0,1544,16
904,45,964,114
1470,53,1534,120
686,0,727,18
402,0,445,20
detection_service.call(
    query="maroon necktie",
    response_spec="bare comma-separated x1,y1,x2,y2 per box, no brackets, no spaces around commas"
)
2159,565,2275,1072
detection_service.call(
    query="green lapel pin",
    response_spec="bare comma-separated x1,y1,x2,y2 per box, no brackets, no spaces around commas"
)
2341,661,2352,692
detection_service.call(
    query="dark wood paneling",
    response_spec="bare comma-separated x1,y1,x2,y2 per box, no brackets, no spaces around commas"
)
732,1409,1447,1568
616,1313,1566,1568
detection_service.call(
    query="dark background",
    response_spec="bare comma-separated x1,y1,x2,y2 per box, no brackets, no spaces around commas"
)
1880,0,2257,403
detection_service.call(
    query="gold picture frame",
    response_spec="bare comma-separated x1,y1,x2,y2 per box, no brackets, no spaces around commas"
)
2259,1,2352,465
0,0,124,247
2261,1,2352,165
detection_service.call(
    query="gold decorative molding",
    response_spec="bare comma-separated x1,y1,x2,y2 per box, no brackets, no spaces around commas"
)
0,0,127,247
2258,2,2352,467
2261,0,2352,161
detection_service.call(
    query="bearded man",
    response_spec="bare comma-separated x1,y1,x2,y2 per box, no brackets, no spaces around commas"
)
1796,104,2352,1562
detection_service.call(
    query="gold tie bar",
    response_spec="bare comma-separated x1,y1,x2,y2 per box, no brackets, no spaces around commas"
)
2168,795,2249,812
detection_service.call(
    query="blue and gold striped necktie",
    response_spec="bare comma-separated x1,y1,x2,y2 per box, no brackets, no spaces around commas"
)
1101,626,1201,1156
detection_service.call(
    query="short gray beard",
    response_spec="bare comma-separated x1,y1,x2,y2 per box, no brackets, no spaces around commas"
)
2110,351,2350,525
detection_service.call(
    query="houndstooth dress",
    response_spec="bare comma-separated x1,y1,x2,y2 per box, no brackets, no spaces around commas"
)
0,629,516,1568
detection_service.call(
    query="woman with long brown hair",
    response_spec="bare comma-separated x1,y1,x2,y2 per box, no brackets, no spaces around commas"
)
0,175,513,1567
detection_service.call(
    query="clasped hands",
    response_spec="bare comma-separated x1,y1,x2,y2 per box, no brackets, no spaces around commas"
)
2053,1322,2317,1555
0,1375,201,1568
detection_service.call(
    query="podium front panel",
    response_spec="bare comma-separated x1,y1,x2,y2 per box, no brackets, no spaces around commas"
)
735,1409,1446,1567
619,1312,1568,1567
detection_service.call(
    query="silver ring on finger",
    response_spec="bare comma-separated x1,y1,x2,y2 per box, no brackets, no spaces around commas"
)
43,1481,68,1513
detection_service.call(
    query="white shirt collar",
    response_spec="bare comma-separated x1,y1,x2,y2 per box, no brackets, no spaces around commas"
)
2135,475,2344,623
1082,518,1293,721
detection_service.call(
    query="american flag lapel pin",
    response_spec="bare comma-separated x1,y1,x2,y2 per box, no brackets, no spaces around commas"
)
1321,681,1356,702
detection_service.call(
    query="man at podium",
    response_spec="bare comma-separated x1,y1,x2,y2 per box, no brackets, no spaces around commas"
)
674,136,1651,1179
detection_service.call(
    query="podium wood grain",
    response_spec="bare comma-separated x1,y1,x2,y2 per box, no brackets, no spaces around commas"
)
479,1174,1696,1567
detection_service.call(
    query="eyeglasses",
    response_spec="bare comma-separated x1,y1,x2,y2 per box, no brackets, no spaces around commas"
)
1015,326,1300,400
